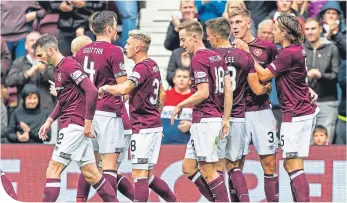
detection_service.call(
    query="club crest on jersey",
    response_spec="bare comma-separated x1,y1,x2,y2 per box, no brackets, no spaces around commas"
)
253,49,262,57
57,73,62,82
119,62,125,70
131,71,141,79
194,71,206,79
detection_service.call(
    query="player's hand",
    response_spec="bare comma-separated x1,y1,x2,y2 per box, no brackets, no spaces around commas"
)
265,82,272,94
59,1,73,12
20,122,31,133
39,122,51,141
220,120,230,140
49,80,57,96
84,120,95,138
178,120,192,133
309,87,318,104
98,86,106,99
170,105,183,125
233,39,250,53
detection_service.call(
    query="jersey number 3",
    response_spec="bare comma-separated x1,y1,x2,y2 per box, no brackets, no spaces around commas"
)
83,56,95,82
150,78,160,105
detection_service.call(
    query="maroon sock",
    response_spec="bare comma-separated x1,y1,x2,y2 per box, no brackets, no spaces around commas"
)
288,169,310,202
264,174,279,202
92,176,118,202
1,174,17,200
76,173,91,202
188,170,214,201
229,168,250,202
208,175,229,202
134,178,149,202
149,176,178,202
227,171,240,202
117,174,134,201
42,178,60,202
103,170,118,194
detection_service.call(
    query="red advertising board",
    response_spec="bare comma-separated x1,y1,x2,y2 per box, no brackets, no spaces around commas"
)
1,145,346,202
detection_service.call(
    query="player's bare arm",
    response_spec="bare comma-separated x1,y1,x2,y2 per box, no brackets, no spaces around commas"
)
247,73,272,95
99,80,136,98
158,84,166,113
222,74,233,139
116,75,129,101
39,102,61,140
309,87,318,104
170,82,209,125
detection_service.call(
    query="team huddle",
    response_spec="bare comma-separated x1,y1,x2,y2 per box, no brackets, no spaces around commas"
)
33,8,318,203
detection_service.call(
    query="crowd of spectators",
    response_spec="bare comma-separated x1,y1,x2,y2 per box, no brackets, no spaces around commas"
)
1,0,346,145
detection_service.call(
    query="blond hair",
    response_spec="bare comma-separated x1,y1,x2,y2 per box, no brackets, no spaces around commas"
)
177,19,203,37
223,0,247,18
71,35,92,54
228,7,251,19
128,29,152,51
292,0,308,16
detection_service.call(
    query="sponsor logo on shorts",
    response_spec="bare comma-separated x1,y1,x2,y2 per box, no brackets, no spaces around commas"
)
197,156,206,162
138,158,149,164
131,154,135,159
54,146,59,151
59,152,72,160
269,145,275,151
115,148,124,153
286,152,298,158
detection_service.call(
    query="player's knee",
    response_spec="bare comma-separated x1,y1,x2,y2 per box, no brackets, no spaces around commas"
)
260,155,277,173
182,159,198,177
132,169,148,179
46,160,64,178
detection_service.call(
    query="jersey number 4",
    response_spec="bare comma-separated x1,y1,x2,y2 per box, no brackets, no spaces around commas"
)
83,56,96,82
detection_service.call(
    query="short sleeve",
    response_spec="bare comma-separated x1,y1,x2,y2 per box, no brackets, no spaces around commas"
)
110,47,127,78
128,63,147,87
64,61,87,85
266,51,291,76
191,58,208,84
269,43,279,61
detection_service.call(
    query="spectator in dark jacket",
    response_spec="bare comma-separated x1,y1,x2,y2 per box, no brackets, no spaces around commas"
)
44,1,105,56
266,0,304,25
166,48,192,87
335,60,346,144
291,0,310,19
1,38,11,85
318,1,346,60
304,18,340,143
7,84,50,143
164,0,197,51
1,1,46,61
5,32,55,112
1,85,8,143
244,1,277,28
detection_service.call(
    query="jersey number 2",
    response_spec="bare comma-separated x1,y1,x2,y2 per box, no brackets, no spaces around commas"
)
83,56,95,82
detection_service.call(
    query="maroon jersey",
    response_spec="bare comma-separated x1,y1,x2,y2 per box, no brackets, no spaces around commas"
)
267,45,317,122
190,49,228,123
121,101,131,132
75,41,126,116
245,38,278,112
216,47,254,118
128,59,162,134
54,57,88,128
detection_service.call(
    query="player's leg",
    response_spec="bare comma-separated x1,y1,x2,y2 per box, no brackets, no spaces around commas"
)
116,133,134,201
252,109,279,202
148,168,178,202
182,138,214,201
216,137,227,179
225,120,249,202
281,118,316,202
192,121,229,202
42,159,67,202
0,171,17,200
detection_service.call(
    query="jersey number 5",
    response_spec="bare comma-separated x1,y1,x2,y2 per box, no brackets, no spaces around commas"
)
83,56,96,82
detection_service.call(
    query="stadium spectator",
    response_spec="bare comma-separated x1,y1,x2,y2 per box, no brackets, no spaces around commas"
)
1,1,46,61
195,0,226,23
312,125,330,145
44,1,105,56
292,0,310,19
335,60,346,144
304,18,340,143
164,0,197,51
1,85,8,143
166,48,192,87
266,0,304,24
1,38,11,85
307,0,327,18
244,1,277,29
224,0,256,41
114,1,138,47
257,19,274,43
164,68,192,107
7,84,50,143
318,1,346,60
5,32,56,112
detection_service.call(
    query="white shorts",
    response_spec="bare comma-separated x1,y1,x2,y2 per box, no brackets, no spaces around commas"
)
281,109,319,159
52,124,95,168
92,111,125,154
130,128,163,170
217,118,246,161
185,118,222,163
118,132,131,163
244,109,278,155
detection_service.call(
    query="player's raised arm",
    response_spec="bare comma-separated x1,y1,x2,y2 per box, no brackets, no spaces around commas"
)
99,79,136,98
247,73,272,95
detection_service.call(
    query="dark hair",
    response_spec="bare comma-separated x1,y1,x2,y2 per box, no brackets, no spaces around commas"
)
92,11,118,35
32,34,58,51
277,14,304,45
205,17,231,39
313,125,328,136
174,67,190,77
